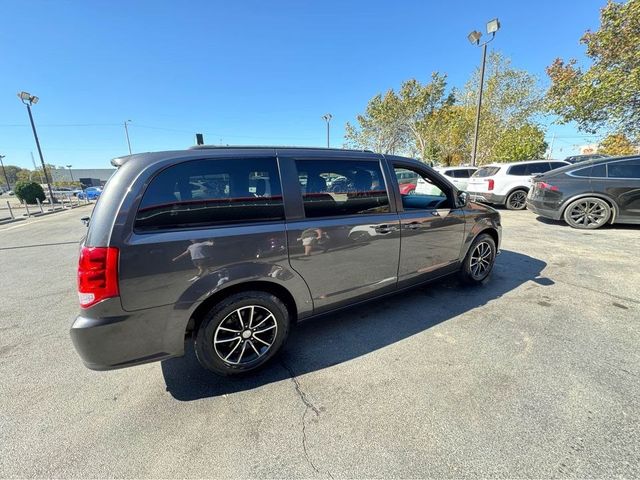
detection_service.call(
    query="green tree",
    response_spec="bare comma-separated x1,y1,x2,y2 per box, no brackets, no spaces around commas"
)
344,89,407,154
396,73,450,161
465,52,545,164
13,181,45,204
16,169,36,182
599,133,637,156
1,165,30,187
493,124,548,161
546,0,640,138
345,52,545,165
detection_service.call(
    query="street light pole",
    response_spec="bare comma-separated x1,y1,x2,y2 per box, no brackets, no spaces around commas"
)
322,113,333,148
470,42,488,167
124,120,132,155
0,154,10,192
18,92,56,208
467,18,500,167
66,165,74,182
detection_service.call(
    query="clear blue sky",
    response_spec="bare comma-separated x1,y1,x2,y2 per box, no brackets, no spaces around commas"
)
0,0,605,169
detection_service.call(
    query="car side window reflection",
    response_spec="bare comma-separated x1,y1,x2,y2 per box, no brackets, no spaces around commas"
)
394,166,451,211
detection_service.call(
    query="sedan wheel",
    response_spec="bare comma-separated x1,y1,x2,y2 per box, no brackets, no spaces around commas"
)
506,190,528,210
563,198,611,229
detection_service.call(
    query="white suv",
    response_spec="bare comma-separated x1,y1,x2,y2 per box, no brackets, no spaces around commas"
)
435,166,477,191
466,160,569,210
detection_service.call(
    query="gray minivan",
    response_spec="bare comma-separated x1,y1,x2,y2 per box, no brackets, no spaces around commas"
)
71,147,501,376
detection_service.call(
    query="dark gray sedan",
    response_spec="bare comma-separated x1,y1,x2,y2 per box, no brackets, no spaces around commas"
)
527,156,640,229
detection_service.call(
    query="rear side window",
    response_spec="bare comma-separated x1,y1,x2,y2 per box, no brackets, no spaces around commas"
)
570,164,607,177
550,162,567,170
607,159,640,179
295,159,389,218
135,158,284,231
507,164,527,176
473,166,500,177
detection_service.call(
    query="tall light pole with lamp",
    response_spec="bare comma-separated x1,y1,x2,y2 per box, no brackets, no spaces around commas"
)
124,120,132,155
17,91,57,208
66,164,74,182
467,18,500,167
322,113,333,148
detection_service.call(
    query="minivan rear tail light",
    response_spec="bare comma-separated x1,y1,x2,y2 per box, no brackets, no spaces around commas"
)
487,179,495,191
538,181,559,192
78,246,119,308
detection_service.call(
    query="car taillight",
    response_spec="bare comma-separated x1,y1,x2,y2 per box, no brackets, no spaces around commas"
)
538,181,559,192
77,246,119,308
487,179,495,191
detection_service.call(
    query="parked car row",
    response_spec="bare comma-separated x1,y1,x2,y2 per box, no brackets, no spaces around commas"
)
466,160,570,210
462,156,639,229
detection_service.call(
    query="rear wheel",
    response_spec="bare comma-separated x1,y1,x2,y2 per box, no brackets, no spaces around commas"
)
563,197,611,229
505,189,528,210
460,233,497,285
195,291,290,376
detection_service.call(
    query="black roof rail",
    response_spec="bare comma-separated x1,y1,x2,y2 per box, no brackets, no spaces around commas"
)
188,145,374,153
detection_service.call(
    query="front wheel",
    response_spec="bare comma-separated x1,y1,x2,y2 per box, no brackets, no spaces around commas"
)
459,233,497,285
505,189,528,210
563,197,611,229
195,291,290,376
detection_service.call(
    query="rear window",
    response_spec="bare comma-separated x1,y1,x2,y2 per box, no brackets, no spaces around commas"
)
472,166,501,177
135,157,284,231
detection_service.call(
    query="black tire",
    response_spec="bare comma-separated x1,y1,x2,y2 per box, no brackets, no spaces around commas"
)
563,197,611,230
459,233,497,285
505,189,528,210
195,291,290,376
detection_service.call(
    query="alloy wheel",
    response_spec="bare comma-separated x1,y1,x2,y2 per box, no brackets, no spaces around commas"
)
508,191,527,210
213,305,278,366
470,241,493,279
568,200,608,228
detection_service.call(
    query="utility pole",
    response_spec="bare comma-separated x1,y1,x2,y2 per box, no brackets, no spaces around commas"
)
0,155,10,192
124,120,132,154
547,133,556,159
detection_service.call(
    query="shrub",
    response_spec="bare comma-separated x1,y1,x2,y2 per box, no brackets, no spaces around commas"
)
14,181,46,205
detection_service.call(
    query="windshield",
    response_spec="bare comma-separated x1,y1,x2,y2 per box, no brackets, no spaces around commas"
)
472,166,501,177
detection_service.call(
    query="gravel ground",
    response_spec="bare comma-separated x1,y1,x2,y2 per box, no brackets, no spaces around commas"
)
0,207,638,478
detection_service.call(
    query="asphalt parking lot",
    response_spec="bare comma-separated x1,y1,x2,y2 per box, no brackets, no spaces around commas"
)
1,207,638,478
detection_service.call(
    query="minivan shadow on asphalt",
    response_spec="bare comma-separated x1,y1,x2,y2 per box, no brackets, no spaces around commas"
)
161,250,549,401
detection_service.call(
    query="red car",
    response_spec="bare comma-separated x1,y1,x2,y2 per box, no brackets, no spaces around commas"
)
399,183,416,195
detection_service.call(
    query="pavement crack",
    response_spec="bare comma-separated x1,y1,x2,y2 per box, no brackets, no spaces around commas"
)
281,360,332,479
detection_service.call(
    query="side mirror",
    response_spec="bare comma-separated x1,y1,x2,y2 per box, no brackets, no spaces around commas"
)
456,191,470,208
81,216,90,227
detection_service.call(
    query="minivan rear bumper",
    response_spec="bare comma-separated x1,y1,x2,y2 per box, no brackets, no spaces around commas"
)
70,300,187,370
